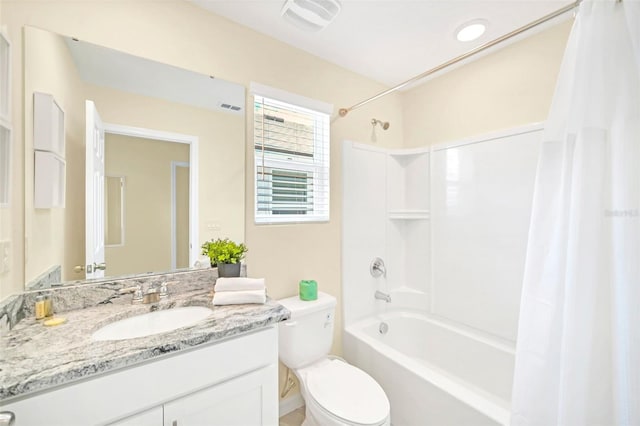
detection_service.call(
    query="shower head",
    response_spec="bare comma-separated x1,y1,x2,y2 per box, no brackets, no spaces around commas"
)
371,118,390,130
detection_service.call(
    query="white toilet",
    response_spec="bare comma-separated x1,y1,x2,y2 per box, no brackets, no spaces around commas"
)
278,292,390,426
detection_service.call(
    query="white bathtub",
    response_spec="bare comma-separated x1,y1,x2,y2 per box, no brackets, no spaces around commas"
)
343,311,515,426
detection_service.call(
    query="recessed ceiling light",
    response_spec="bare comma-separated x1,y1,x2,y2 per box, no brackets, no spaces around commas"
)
281,0,342,32
456,20,488,42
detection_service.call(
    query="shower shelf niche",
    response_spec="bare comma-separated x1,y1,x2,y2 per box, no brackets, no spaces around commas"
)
387,210,430,220
386,149,429,215
385,148,430,298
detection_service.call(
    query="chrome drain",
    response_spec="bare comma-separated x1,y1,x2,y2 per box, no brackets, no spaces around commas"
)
379,322,389,334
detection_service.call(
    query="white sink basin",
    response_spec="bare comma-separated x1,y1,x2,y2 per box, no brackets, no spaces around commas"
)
92,306,213,341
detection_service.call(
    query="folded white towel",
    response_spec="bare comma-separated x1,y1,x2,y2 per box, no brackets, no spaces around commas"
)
212,289,266,305
215,277,266,292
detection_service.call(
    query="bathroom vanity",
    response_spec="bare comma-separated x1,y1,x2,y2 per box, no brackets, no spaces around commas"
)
3,328,278,426
0,270,289,426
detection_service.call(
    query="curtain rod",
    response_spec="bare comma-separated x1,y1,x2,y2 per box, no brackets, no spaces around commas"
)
338,0,582,118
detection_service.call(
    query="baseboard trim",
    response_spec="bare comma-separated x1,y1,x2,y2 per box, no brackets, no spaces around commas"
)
279,393,304,417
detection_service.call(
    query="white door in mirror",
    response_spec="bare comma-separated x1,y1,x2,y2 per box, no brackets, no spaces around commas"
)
85,100,107,280
91,307,213,341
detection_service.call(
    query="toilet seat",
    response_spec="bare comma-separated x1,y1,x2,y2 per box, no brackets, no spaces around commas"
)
305,359,389,426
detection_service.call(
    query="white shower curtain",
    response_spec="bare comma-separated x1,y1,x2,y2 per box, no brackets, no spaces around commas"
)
511,1,640,425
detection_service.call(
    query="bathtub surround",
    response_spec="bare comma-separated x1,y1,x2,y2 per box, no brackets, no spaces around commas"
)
511,2,640,425
0,266,289,401
342,124,541,338
342,124,543,425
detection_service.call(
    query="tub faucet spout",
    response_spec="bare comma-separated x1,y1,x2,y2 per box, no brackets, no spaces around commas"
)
375,291,391,303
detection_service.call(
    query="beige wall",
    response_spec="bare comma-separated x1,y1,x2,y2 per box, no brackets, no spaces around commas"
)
105,134,189,277
23,27,84,286
402,20,573,147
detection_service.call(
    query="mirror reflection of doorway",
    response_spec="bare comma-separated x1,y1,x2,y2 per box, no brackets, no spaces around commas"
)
172,161,190,270
104,133,190,276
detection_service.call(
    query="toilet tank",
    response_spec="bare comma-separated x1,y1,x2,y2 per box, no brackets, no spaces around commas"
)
278,292,336,369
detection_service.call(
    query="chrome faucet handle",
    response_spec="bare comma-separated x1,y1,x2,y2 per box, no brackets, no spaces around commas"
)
370,257,386,278
160,282,168,298
119,286,138,295
132,285,143,304
160,281,179,299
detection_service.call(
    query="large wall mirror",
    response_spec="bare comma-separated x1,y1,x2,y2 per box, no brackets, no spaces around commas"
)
22,26,246,289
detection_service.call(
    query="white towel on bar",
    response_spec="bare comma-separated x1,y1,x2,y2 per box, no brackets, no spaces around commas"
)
214,277,266,292
212,289,266,305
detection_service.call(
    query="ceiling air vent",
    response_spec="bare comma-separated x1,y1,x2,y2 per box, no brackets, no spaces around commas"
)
220,103,243,112
281,0,342,32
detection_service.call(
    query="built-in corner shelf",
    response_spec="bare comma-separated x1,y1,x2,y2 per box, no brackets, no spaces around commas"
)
386,149,429,214
388,209,430,220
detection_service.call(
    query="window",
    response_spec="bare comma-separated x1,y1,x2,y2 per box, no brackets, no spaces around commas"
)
253,92,330,224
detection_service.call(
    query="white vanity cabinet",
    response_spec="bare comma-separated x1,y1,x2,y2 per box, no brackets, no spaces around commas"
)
162,366,275,426
2,327,279,426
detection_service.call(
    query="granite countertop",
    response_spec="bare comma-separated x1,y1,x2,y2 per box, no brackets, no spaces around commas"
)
0,278,290,402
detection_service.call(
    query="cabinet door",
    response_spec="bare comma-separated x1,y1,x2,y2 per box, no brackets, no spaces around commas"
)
164,364,278,426
106,406,163,426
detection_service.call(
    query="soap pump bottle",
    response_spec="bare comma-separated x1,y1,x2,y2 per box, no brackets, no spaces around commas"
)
43,294,53,317
35,295,46,320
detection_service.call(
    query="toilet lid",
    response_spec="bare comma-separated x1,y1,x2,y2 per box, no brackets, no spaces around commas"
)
306,360,389,425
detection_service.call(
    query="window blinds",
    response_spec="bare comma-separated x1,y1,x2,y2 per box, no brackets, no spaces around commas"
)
254,95,330,223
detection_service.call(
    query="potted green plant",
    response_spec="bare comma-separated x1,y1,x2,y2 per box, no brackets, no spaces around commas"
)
201,238,248,277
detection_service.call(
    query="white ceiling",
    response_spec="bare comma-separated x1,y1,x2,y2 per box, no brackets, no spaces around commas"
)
190,0,573,87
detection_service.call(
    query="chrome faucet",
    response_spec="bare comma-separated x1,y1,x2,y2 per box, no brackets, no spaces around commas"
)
120,281,175,304
128,282,170,304
375,290,391,303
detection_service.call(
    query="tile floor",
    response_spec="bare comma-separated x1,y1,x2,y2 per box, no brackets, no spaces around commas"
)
279,407,305,426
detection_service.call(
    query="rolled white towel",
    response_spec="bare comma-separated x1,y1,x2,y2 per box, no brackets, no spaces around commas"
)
215,277,266,292
212,289,266,305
